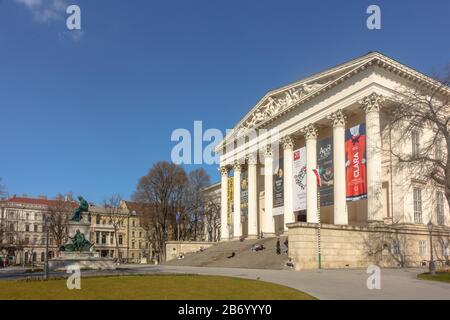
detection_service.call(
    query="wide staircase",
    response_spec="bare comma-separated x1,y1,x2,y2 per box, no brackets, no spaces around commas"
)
164,236,290,270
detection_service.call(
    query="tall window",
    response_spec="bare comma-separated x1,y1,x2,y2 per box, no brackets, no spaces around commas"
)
96,215,100,224
25,224,30,232
411,130,420,156
413,188,423,223
34,224,38,232
101,233,106,244
96,232,100,244
9,223,14,232
419,240,426,256
437,192,445,225
119,235,123,245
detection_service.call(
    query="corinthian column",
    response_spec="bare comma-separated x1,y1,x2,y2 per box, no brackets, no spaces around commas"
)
302,124,319,223
282,135,295,231
220,166,230,241
247,153,258,238
263,145,275,236
328,109,348,225
359,93,384,222
233,161,242,239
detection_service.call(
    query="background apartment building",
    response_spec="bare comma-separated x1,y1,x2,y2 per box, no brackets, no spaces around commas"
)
0,196,152,265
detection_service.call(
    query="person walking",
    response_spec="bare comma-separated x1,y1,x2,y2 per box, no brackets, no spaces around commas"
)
284,238,289,254
276,238,281,255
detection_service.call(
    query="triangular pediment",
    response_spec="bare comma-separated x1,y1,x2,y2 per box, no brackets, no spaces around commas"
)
232,51,446,133
237,53,377,130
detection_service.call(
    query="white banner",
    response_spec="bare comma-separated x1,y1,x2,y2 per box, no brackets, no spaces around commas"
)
293,147,307,211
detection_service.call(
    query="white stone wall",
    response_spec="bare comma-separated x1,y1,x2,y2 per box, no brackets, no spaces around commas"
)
288,222,450,269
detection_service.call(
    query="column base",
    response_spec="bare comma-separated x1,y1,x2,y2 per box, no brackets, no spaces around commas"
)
261,232,276,238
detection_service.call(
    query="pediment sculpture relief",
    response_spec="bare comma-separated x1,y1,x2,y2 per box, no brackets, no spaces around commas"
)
241,82,326,129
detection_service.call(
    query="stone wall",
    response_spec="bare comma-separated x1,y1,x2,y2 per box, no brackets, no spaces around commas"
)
165,241,216,262
287,222,450,269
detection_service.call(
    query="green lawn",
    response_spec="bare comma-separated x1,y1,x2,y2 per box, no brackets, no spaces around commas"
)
417,271,450,283
0,275,316,300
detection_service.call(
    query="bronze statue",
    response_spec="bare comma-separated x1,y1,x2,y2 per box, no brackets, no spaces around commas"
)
63,230,93,252
69,196,89,222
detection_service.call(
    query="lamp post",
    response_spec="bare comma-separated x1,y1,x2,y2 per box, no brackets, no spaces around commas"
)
427,220,436,275
43,216,50,280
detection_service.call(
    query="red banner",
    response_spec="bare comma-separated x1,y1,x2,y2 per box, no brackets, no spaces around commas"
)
345,124,367,201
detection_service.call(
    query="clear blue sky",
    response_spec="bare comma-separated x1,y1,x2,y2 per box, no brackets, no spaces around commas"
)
0,0,449,203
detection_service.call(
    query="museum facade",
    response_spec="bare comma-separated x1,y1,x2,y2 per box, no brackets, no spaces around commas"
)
215,52,450,268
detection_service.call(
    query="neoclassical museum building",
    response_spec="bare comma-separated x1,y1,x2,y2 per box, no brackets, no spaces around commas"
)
215,52,450,269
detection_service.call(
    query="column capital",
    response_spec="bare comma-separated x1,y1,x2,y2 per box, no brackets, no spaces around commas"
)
247,153,258,165
263,144,273,157
219,166,229,176
301,123,319,140
327,109,346,127
281,135,294,150
359,93,384,113
233,161,242,172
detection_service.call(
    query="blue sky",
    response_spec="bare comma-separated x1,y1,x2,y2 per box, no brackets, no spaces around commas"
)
0,0,449,203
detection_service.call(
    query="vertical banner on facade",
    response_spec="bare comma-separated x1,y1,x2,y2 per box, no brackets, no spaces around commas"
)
345,123,367,201
227,176,233,224
273,157,284,216
293,147,307,211
317,137,334,206
240,169,248,218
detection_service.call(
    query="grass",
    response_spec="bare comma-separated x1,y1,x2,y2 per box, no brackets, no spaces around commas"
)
417,271,450,283
0,274,316,300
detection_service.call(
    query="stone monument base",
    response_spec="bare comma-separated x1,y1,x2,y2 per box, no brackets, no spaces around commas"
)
49,251,116,271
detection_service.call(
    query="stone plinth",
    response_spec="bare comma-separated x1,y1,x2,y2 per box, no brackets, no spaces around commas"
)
49,251,116,271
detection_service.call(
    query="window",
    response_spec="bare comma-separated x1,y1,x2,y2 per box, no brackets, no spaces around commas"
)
9,223,14,232
412,130,420,156
41,252,45,262
393,241,401,255
34,224,38,233
24,237,30,245
96,215,100,224
25,224,30,232
132,220,136,227
101,233,106,244
139,231,142,238
132,242,135,249
413,188,423,223
132,231,135,238
419,240,427,256
33,237,38,244
118,235,123,245
139,241,142,249
9,235,14,244
437,192,445,226
96,232,100,244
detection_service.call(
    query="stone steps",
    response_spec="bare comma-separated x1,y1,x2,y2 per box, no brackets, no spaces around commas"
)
165,237,291,270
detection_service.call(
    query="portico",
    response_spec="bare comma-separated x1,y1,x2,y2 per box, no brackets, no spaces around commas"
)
215,52,449,246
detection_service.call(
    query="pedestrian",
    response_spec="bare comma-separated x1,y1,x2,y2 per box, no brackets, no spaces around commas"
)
276,238,281,255
284,238,289,254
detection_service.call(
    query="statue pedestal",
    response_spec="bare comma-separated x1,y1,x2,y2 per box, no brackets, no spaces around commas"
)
49,252,115,271
49,212,115,271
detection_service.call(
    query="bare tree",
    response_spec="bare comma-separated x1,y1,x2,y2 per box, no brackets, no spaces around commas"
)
103,194,126,261
0,178,5,198
184,168,211,241
133,161,187,262
46,197,73,256
204,196,221,242
387,68,450,209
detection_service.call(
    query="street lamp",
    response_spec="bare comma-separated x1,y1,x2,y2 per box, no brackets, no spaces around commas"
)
427,220,436,275
43,216,51,280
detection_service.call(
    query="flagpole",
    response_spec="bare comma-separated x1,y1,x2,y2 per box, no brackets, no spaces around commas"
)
317,189,322,269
